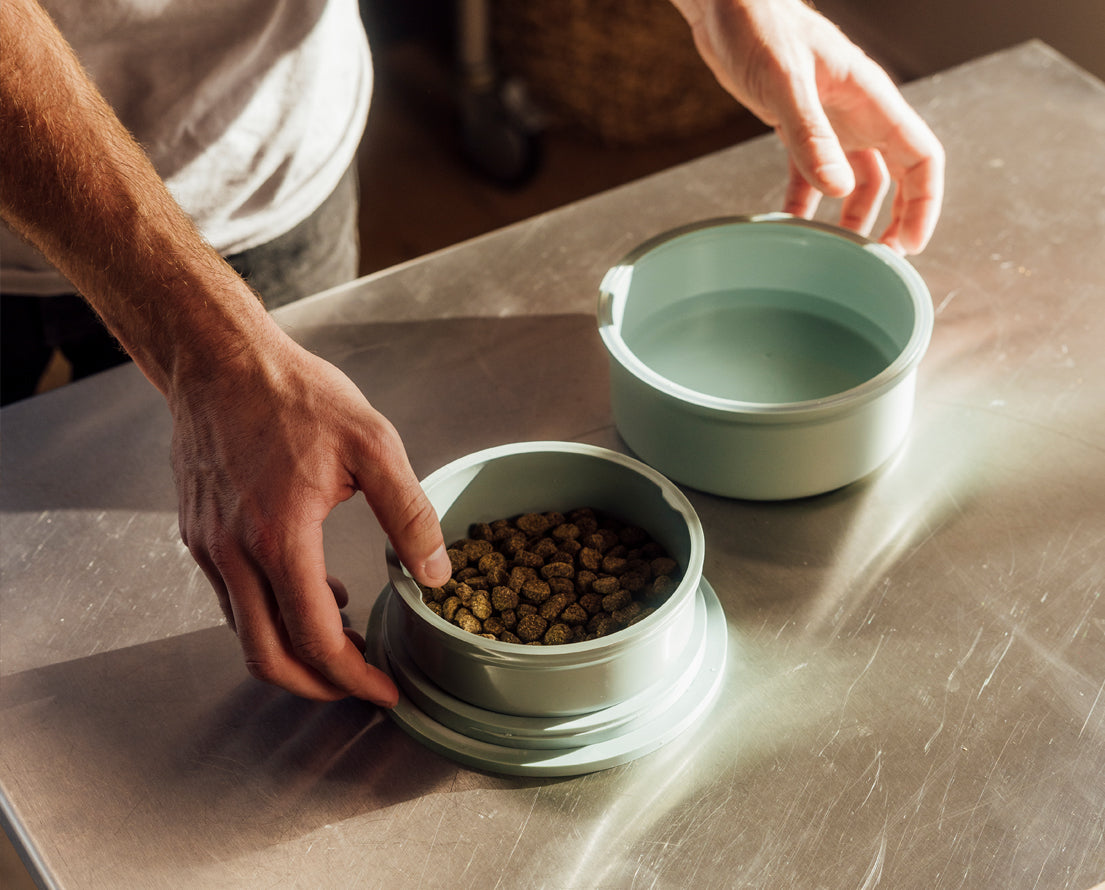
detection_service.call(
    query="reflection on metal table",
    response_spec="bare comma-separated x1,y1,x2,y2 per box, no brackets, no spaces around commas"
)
2,41,1103,890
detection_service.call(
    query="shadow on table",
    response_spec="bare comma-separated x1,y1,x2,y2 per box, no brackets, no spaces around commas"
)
0,625,558,873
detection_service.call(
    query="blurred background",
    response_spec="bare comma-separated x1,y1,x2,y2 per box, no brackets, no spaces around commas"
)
27,0,1103,395
354,0,1104,276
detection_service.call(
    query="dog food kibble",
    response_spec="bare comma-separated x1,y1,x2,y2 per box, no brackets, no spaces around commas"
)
418,507,683,645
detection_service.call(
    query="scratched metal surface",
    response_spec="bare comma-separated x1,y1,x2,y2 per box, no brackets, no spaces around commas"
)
2,41,1103,889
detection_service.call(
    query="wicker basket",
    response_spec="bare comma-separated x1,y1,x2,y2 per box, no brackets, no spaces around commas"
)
491,0,747,145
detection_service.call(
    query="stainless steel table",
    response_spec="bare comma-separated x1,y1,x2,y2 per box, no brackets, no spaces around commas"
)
3,41,1103,889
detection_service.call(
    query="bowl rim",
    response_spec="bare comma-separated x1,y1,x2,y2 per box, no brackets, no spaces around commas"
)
597,213,934,419
385,440,706,659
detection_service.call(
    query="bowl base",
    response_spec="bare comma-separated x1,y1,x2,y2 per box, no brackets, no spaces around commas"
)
366,578,728,777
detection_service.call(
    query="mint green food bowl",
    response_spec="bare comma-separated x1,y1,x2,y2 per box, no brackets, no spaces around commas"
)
384,442,706,717
598,214,934,500
373,442,729,776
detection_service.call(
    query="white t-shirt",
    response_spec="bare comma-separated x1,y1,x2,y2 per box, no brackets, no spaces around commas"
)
1,0,372,296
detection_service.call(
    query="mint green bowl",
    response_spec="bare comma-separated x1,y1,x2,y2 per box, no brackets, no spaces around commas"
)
385,442,706,717
598,214,933,500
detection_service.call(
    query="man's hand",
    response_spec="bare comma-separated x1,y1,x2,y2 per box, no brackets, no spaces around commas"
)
672,0,945,254
170,324,451,703
1,0,449,704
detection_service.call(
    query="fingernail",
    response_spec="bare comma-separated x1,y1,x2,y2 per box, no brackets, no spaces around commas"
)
423,543,452,585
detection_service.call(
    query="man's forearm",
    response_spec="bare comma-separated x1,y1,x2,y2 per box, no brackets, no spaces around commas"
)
0,0,272,395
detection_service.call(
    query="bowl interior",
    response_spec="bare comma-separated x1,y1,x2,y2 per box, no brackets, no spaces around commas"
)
388,442,698,645
389,443,704,640
604,219,928,406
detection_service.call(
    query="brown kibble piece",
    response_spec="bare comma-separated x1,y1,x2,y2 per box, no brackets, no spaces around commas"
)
442,596,462,621
470,522,494,541
601,555,628,576
516,513,551,535
478,551,507,573
455,582,475,605
521,577,552,604
579,592,604,614
456,609,482,634
516,613,548,642
612,602,643,625
484,566,509,586
471,590,493,620
591,615,619,637
586,529,618,552
579,547,602,571
462,539,494,562
575,517,598,536
548,576,575,598
539,591,574,621
602,588,632,612
541,561,574,579
560,603,588,625
591,575,620,595
531,538,558,559
651,557,678,577
491,586,519,611
543,623,574,645
499,532,527,555
551,522,580,541
447,548,467,572
421,586,447,604
513,550,543,568
651,575,677,598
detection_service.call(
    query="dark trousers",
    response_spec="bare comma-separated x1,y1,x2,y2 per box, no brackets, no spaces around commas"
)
1,166,359,406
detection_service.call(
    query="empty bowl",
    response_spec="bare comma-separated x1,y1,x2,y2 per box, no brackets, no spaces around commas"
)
597,214,934,499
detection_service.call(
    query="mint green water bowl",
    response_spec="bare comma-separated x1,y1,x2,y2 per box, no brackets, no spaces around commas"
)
598,214,934,500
